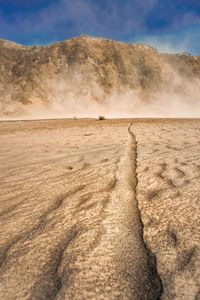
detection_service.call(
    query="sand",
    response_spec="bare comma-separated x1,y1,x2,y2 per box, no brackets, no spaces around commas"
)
0,119,199,299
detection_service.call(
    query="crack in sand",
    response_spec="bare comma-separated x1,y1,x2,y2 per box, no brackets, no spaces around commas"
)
127,123,163,299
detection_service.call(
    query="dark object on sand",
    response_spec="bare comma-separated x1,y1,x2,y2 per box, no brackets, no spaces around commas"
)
99,116,105,120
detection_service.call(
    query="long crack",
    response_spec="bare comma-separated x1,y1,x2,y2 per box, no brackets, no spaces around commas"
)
128,123,163,299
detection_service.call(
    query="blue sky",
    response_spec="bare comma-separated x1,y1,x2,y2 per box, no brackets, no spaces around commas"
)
0,0,200,54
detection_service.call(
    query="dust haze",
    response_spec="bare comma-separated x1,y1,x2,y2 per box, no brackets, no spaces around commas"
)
2,74,200,120
9,76,200,120
45,75,200,119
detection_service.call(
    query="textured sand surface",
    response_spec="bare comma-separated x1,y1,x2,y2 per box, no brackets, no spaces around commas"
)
0,119,199,299
134,120,200,300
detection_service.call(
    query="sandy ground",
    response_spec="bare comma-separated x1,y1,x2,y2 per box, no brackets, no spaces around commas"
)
0,119,199,299
134,120,200,300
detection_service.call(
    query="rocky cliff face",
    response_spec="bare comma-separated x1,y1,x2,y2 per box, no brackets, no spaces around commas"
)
0,36,200,118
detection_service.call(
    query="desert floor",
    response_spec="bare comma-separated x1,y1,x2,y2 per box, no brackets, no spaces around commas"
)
0,119,200,300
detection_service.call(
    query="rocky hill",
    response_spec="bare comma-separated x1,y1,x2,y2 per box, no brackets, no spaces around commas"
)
0,36,200,118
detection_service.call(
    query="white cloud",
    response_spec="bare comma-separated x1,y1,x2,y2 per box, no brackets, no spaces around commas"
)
0,0,159,40
132,27,200,55
0,0,199,56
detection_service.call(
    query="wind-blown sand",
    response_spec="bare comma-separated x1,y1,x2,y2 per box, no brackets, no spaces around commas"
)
0,119,199,299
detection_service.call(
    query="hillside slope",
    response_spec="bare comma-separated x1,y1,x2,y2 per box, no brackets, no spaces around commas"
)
0,36,200,118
